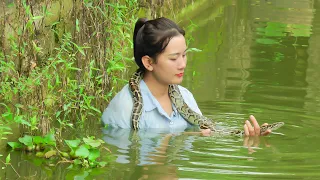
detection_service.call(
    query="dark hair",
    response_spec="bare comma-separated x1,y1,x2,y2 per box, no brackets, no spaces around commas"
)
133,17,185,72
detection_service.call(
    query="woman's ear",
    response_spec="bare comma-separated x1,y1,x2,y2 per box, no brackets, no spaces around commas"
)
142,55,154,71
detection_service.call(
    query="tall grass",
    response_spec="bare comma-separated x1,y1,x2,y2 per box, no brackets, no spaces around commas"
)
0,0,139,137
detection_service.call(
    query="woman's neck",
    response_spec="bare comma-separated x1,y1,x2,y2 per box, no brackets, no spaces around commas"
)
143,72,169,98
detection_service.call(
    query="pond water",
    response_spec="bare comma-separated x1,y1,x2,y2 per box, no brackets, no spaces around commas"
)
2,0,320,179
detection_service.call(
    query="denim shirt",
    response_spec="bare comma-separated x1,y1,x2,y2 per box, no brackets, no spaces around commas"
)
101,80,202,130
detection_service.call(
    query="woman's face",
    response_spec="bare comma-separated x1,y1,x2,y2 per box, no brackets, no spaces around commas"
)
150,34,187,85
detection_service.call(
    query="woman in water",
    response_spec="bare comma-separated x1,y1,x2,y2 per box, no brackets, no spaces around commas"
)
101,17,271,137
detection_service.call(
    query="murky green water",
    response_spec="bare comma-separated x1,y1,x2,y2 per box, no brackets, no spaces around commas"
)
2,0,320,179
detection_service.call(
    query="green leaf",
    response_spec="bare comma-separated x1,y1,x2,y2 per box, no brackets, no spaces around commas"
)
88,149,100,162
2,132,13,135
44,132,56,146
44,150,57,158
78,48,85,56
75,145,90,158
61,152,70,158
18,135,33,146
68,67,82,71
14,115,31,126
83,137,101,148
89,106,101,113
65,139,81,150
56,111,62,118
0,126,12,131
33,136,44,145
73,159,82,165
7,142,23,149
5,154,10,164
36,152,44,158
2,112,13,121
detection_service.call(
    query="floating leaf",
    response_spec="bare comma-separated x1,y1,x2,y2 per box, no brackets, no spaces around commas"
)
36,152,44,158
7,142,23,150
44,132,56,146
65,139,81,150
33,136,44,145
44,150,57,158
83,137,101,148
75,145,89,158
88,149,100,162
19,135,33,147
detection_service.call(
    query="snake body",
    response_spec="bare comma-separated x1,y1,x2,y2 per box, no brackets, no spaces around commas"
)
129,69,284,136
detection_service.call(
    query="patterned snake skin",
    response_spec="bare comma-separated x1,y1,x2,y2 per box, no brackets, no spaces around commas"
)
129,69,284,136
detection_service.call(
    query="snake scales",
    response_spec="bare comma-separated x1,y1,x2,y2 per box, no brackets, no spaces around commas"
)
129,69,284,136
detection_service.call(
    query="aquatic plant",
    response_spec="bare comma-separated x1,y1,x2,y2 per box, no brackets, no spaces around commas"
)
7,132,111,168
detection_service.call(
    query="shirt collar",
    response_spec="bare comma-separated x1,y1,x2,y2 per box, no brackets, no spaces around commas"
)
139,80,178,116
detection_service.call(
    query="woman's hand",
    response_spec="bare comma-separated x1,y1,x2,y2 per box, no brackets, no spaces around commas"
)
244,115,271,136
200,129,211,136
199,115,271,137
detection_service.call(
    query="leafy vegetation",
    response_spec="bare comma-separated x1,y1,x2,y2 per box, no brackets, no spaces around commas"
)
7,132,111,168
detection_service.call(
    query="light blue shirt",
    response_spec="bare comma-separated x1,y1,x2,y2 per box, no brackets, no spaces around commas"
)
101,80,202,130
101,80,201,165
